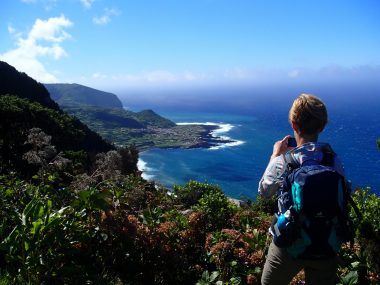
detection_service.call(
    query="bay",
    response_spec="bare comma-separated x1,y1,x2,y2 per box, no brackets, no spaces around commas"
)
137,103,380,199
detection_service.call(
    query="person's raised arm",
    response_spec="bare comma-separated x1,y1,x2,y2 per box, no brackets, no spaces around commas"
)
270,135,293,161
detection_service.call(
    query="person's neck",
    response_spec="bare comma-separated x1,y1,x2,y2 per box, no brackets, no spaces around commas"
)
297,135,318,146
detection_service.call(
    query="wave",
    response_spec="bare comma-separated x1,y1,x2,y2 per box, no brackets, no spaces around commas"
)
176,121,222,126
137,158,155,180
176,121,245,149
209,140,245,150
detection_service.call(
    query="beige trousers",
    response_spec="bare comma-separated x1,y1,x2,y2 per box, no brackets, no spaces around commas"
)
261,241,338,285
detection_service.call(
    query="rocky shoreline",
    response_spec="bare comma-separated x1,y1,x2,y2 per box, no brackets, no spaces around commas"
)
187,124,237,149
135,123,240,151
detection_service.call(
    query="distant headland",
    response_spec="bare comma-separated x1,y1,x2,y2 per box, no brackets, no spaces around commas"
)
44,83,240,150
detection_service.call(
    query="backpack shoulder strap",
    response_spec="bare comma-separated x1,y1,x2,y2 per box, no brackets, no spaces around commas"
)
322,144,362,220
282,149,299,172
279,150,299,195
343,179,363,220
320,144,336,166
283,143,335,169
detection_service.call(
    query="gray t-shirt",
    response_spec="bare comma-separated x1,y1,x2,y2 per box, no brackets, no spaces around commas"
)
258,142,345,198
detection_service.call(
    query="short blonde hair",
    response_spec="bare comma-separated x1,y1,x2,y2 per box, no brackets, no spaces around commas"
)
289,94,328,135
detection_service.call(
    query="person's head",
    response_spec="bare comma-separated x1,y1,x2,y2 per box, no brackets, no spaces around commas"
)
289,94,328,141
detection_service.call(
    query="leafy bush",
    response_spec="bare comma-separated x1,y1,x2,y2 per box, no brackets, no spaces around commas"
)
350,188,380,282
173,180,223,208
250,194,277,215
204,228,265,284
192,184,237,231
336,187,380,285
352,187,380,234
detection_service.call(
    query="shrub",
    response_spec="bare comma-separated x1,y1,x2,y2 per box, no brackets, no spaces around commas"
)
1,168,379,284
193,185,237,231
350,188,380,282
250,194,277,215
0,196,91,284
173,180,223,208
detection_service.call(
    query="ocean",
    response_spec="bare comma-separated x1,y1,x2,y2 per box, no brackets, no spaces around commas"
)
132,92,380,200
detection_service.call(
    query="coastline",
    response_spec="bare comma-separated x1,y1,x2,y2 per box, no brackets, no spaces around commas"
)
186,124,236,149
136,122,243,151
175,122,244,150
137,121,245,181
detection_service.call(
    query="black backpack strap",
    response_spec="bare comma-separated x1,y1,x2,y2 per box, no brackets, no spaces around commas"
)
339,179,362,248
347,195,362,220
279,150,300,195
284,143,334,169
321,144,336,166
343,179,363,220
282,150,299,172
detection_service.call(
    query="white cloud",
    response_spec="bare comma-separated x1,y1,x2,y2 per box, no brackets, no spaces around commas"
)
288,69,300,78
184,71,202,81
223,67,257,80
29,17,72,43
93,8,120,25
91,70,210,83
0,15,73,83
83,70,214,90
93,15,109,25
145,71,177,82
92,72,108,79
80,0,94,9
7,24,16,34
81,64,380,91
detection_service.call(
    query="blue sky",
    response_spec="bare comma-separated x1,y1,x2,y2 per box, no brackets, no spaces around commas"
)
1,0,380,91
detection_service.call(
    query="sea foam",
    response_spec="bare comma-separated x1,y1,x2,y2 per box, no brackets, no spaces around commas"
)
137,158,155,180
177,121,245,150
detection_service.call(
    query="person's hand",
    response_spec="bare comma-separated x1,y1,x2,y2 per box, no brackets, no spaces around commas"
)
270,135,292,160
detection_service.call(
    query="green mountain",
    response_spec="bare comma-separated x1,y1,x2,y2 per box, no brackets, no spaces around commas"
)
0,61,116,176
62,106,176,129
45,83,123,108
60,104,207,149
43,82,211,149
134,109,176,128
45,82,176,129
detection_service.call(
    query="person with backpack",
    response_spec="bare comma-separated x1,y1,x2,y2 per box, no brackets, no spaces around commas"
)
258,94,348,285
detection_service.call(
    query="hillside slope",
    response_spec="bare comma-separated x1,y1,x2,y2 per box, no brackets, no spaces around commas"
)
61,105,207,149
45,83,123,108
0,61,60,110
0,61,115,175
43,82,214,149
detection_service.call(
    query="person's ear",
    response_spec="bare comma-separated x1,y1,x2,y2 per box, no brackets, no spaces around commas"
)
291,121,299,132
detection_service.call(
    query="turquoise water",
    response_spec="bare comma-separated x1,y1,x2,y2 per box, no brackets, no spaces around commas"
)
138,106,380,199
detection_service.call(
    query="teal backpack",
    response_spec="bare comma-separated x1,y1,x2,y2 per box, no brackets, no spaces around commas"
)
271,145,361,259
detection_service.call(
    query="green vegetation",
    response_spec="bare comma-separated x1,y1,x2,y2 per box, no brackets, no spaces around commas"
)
1,170,379,284
337,188,380,285
63,106,175,129
45,83,123,109
63,105,211,149
0,95,114,176
0,168,271,284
